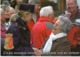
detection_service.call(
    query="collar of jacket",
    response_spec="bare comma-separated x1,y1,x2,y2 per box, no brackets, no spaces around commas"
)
39,16,54,24
16,16,27,25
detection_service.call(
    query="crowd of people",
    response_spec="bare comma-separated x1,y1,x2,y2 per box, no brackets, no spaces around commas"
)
1,0,80,56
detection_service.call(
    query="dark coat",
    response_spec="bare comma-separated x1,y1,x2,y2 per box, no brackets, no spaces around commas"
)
70,10,80,23
6,17,34,56
50,37,71,56
41,36,71,56
63,9,80,23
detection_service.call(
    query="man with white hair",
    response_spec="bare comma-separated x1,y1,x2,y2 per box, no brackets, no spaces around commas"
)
31,6,55,49
42,16,72,56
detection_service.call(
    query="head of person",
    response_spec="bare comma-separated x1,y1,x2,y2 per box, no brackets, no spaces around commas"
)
9,7,15,17
10,14,17,24
2,1,10,6
1,5,10,19
53,15,72,35
67,0,78,13
18,3,34,22
40,6,54,20
28,0,41,13
0,8,6,23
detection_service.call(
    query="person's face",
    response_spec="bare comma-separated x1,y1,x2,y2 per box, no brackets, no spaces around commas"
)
34,3,41,13
48,12,54,20
23,12,33,22
67,0,77,13
1,10,6,22
5,8,10,18
9,9,15,17
53,20,62,35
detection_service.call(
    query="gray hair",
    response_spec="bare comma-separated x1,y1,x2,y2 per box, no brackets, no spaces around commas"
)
40,6,54,17
1,5,10,11
2,1,10,6
58,15,72,33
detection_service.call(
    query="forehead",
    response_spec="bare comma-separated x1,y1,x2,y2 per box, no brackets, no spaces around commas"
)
67,0,75,3
55,19,61,24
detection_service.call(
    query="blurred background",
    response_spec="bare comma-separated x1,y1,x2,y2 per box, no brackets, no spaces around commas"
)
1,0,80,16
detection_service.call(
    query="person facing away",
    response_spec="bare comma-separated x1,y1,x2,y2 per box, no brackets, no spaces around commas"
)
31,6,55,49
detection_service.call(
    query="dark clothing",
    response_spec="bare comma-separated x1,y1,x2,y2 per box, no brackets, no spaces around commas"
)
50,37,71,56
10,0,17,9
1,38,5,55
65,9,80,56
5,17,34,56
71,45,80,56
70,9,80,22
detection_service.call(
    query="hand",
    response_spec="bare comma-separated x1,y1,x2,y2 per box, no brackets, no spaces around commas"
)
33,48,41,56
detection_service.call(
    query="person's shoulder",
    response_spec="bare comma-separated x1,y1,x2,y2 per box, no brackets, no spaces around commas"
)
8,22,18,31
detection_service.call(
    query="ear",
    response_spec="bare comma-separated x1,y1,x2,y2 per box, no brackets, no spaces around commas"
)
48,14,51,18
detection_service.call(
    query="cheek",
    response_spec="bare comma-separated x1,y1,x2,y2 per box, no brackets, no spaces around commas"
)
26,16,31,21
5,12,9,17
54,26,60,30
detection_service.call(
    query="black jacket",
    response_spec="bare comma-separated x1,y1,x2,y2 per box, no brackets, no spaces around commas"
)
6,17,34,56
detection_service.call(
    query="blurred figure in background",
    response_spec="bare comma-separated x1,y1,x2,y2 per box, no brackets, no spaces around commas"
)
31,6,55,49
64,0,80,22
0,8,6,55
27,0,41,32
1,2,15,30
65,0,80,55
0,8,6,39
5,7,15,30
27,0,41,46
